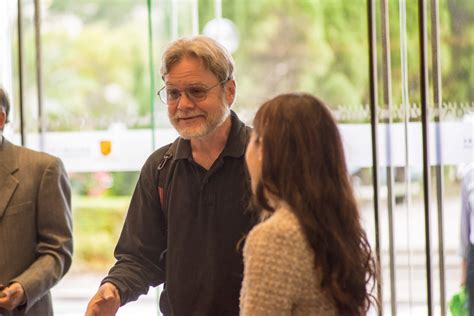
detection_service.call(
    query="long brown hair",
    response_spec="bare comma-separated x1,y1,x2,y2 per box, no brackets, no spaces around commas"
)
252,92,378,315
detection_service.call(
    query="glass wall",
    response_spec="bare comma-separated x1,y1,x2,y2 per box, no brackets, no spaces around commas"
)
0,0,472,315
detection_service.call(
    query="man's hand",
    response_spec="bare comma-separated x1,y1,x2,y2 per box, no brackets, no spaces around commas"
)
85,282,121,316
0,282,26,311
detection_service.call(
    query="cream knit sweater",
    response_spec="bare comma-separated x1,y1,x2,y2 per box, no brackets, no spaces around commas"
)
240,204,338,315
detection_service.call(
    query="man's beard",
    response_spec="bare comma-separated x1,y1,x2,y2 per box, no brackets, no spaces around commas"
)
169,104,230,139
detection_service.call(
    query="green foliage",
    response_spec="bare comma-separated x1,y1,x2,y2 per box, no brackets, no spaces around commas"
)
72,195,130,270
49,0,138,26
108,172,140,196
69,173,97,196
14,2,151,131
69,171,138,196
443,0,474,102
448,286,469,316
12,0,473,128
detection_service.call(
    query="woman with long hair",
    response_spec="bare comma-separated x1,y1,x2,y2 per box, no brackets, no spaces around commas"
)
240,93,378,315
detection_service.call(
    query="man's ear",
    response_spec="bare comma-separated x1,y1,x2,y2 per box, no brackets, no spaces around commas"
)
0,109,6,130
224,79,236,106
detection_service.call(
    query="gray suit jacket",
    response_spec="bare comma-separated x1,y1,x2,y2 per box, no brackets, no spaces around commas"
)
0,137,73,316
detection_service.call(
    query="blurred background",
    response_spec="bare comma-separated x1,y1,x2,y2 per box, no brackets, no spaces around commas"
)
0,0,472,315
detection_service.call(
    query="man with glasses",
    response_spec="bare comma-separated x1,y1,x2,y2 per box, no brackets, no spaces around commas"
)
0,88,73,316
86,36,255,316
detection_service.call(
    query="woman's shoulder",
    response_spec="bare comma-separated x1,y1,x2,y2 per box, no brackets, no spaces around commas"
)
246,204,305,248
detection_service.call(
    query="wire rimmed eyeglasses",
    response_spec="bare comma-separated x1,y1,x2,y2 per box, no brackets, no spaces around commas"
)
157,79,228,105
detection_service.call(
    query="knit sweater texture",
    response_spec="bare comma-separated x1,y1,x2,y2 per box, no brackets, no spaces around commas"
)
240,204,338,315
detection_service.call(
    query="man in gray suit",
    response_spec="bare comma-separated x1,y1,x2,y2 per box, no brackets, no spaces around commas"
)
0,88,73,316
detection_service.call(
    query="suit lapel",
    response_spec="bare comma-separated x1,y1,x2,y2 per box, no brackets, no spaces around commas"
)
0,138,20,219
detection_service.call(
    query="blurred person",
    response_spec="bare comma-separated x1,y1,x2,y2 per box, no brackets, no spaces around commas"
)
0,88,73,316
460,163,474,315
240,93,379,315
85,36,255,316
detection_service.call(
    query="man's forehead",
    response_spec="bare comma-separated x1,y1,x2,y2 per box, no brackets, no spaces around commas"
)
167,56,210,73
164,61,216,85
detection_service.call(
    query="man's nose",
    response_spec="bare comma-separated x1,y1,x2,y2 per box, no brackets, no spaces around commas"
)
176,91,195,110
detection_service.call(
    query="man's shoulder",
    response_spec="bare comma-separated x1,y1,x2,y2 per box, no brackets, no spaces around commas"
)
231,111,252,136
142,138,180,169
235,118,252,147
7,141,62,168
22,146,59,163
2,144,64,178
151,138,180,158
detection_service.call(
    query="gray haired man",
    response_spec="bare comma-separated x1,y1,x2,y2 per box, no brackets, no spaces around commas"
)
86,36,255,316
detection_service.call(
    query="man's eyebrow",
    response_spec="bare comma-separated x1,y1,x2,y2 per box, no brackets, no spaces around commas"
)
165,82,205,87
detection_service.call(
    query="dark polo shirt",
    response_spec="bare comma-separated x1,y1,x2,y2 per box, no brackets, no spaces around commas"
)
104,111,255,315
